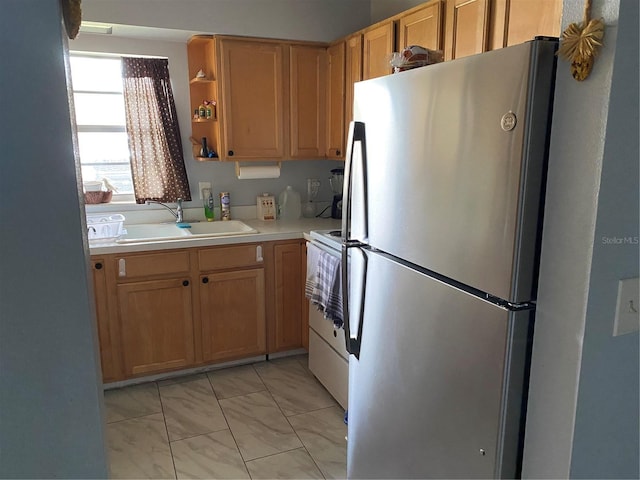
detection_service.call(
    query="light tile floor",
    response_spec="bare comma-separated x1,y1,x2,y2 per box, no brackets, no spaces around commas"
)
104,355,347,479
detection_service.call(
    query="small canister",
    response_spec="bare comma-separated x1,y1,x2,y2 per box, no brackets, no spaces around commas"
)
219,192,231,220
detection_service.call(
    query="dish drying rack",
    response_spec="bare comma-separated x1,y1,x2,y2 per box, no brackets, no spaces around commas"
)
86,214,126,243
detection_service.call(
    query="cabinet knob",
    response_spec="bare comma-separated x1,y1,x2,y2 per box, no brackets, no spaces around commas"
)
336,149,341,156
202,277,209,284
182,280,190,287
95,262,103,270
228,150,234,156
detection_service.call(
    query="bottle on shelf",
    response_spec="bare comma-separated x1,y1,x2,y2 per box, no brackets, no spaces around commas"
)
200,137,209,157
198,101,206,119
205,101,213,120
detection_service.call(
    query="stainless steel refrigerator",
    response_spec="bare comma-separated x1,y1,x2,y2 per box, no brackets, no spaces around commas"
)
341,38,558,479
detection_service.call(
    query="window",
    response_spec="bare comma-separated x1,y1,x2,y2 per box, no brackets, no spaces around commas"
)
70,55,134,199
69,54,191,204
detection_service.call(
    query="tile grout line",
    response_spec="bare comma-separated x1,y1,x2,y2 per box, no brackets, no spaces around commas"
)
156,381,179,480
205,370,253,479
256,365,327,479
105,410,164,425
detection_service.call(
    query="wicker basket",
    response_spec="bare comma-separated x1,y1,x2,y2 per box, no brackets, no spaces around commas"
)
84,190,113,204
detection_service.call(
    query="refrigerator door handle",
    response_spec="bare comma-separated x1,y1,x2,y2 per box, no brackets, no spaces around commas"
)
342,121,368,244
342,244,367,359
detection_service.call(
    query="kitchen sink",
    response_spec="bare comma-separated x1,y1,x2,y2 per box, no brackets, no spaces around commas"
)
115,220,257,243
187,220,257,236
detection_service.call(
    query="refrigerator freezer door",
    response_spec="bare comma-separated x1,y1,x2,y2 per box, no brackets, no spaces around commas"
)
347,250,531,479
352,40,557,303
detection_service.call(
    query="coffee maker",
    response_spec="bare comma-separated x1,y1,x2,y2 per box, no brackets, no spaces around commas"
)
329,168,344,219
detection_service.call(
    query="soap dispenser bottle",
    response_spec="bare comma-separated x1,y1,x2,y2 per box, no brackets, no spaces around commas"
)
203,188,215,221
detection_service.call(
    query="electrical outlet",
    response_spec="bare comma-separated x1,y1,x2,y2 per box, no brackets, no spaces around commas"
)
198,182,211,199
613,277,640,336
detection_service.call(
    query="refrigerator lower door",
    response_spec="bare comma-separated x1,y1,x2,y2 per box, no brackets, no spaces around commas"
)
347,250,532,479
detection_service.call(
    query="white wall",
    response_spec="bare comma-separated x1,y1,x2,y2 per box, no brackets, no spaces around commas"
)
82,0,371,42
523,0,639,477
0,1,108,477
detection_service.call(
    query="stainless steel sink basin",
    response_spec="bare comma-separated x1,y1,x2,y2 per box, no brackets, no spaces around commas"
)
115,220,257,243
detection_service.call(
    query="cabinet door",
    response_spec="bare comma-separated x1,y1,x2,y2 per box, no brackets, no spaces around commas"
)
92,259,120,382
363,21,395,80
118,278,194,377
219,39,285,160
326,42,345,159
272,242,304,352
200,269,266,362
290,45,327,159
398,1,443,51
504,0,562,47
444,0,489,61
345,34,363,131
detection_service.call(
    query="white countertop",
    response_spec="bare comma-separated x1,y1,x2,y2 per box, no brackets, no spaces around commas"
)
89,217,342,255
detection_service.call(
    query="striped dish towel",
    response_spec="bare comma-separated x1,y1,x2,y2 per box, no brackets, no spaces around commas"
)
309,250,343,328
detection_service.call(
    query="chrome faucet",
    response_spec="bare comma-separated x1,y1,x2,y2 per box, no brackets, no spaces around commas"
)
145,198,184,223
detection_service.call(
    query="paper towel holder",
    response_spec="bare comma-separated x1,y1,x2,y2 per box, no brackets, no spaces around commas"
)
235,162,281,179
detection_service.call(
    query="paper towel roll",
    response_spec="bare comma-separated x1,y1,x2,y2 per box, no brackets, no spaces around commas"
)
236,165,281,179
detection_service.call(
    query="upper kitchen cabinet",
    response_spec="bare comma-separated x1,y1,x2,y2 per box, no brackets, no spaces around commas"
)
290,45,327,159
188,35,330,161
326,41,346,159
363,20,395,80
345,34,363,131
187,36,220,161
489,0,563,50
444,0,490,60
218,38,286,161
397,0,444,51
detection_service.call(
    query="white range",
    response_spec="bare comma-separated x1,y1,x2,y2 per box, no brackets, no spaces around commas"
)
307,229,348,409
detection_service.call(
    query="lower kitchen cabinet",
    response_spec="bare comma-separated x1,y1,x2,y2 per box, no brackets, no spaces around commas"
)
199,268,266,362
117,278,195,377
91,258,120,382
91,239,308,383
268,240,306,353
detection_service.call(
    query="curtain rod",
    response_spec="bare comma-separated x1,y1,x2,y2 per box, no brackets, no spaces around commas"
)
69,51,168,60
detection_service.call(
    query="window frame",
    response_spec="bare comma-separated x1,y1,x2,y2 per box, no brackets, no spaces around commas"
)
70,53,135,203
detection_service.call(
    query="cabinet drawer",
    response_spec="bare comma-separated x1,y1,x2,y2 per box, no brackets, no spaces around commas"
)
115,250,191,281
309,303,348,360
309,329,348,409
199,244,263,271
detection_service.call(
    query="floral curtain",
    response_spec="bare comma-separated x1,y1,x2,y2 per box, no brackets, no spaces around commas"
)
121,57,191,203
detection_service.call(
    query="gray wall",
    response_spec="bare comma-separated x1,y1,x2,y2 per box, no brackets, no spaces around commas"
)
570,0,639,476
523,0,639,477
370,0,425,22
82,0,371,42
0,0,108,477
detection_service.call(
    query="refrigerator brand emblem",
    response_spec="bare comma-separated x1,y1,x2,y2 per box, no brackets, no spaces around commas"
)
501,112,517,131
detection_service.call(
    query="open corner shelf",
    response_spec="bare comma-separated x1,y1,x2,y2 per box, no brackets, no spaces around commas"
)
190,77,215,84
